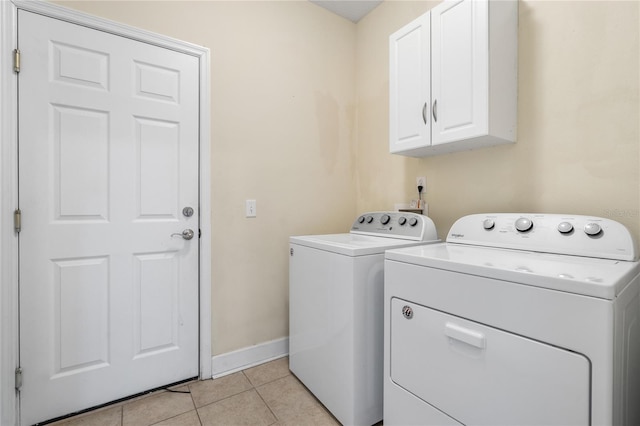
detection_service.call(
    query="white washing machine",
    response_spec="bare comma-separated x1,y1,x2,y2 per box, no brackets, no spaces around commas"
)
384,213,640,426
289,211,439,426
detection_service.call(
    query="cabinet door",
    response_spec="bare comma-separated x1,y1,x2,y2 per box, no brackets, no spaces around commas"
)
389,13,430,154
431,0,489,145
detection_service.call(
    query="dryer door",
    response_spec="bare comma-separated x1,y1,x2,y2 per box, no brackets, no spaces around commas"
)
390,298,590,425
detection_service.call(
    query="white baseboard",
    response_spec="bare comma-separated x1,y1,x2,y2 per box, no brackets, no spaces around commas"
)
210,337,289,379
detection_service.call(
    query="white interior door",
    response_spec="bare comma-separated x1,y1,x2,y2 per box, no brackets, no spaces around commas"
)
18,10,200,425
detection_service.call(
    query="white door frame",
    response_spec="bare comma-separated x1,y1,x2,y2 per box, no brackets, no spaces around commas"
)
0,1,212,424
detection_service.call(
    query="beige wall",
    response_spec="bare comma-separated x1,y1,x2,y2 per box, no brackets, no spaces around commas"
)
55,0,639,358
55,0,358,355
357,0,640,241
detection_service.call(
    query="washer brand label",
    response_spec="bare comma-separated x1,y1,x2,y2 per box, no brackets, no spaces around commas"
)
450,233,465,238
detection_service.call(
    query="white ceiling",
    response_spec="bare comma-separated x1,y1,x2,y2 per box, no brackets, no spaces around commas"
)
309,0,383,23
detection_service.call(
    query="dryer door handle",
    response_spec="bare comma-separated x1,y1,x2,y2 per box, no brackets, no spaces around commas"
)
445,322,486,349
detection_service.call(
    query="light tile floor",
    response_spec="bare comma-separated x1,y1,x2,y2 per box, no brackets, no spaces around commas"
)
51,357,340,426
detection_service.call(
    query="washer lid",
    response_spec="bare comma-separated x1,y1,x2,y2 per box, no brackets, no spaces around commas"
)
290,233,438,257
385,243,640,300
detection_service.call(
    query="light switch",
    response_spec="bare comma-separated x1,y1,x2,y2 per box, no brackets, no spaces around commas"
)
246,200,256,218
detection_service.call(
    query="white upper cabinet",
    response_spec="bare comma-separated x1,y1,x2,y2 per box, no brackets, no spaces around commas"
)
389,13,430,155
389,0,517,157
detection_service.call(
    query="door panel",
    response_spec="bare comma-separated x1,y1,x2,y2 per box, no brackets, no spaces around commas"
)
54,105,110,220
133,252,180,357
389,13,430,153
136,117,180,218
431,0,489,145
18,10,199,425
54,256,110,377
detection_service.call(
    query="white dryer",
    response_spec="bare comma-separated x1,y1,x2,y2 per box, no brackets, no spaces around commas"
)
384,213,640,426
289,212,439,426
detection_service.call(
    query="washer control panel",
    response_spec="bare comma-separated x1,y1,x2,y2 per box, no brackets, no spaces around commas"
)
447,213,638,261
350,212,438,242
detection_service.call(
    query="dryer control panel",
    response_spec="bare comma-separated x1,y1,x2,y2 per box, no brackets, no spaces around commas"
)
447,213,638,261
350,212,438,242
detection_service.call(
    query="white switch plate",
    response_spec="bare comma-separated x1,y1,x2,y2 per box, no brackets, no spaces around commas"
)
246,199,256,218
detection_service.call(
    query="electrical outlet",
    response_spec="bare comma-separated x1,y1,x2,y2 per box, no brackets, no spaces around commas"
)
416,176,426,189
246,199,256,218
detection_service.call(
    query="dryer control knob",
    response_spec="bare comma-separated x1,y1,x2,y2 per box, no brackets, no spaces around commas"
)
483,219,495,230
557,222,574,234
398,217,407,226
515,217,533,232
381,214,391,225
584,222,602,236
408,217,418,227
366,216,374,224
358,216,365,224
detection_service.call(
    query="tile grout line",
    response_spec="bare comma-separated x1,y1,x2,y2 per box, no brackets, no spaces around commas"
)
187,383,204,426
242,370,280,425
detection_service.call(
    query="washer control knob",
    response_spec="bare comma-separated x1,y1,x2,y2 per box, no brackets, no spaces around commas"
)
366,216,374,224
408,217,419,227
557,222,574,234
584,222,602,236
398,217,407,226
515,217,533,232
483,219,495,230
381,214,391,225
358,216,365,224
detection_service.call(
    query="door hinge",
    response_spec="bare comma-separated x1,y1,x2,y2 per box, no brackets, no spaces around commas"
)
15,367,22,391
13,49,20,74
14,209,21,234
198,229,201,239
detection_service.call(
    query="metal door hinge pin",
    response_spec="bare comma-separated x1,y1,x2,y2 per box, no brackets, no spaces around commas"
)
14,209,21,233
15,367,22,391
13,49,20,73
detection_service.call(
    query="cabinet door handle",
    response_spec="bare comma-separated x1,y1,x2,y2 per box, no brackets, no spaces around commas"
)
422,102,427,124
432,99,438,122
